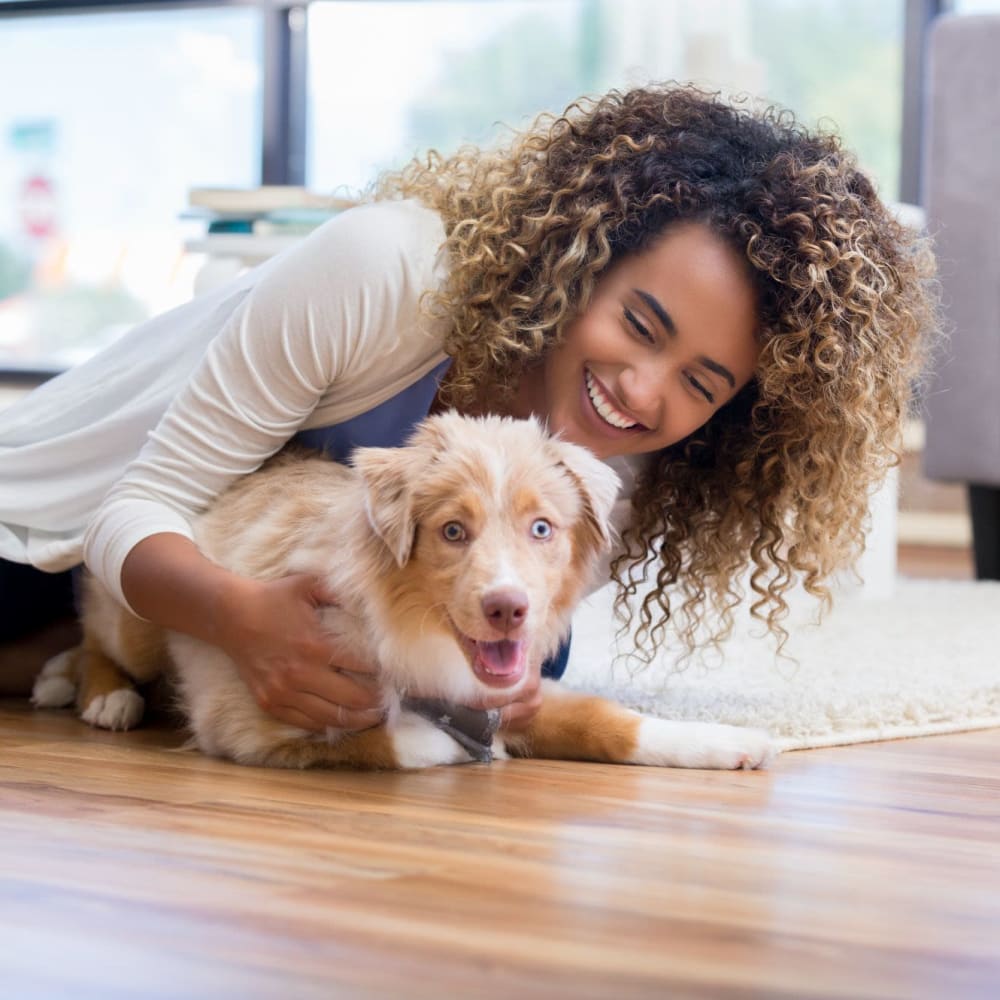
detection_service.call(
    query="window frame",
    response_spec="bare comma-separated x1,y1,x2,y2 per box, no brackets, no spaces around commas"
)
0,0,305,185
0,0,951,380
900,0,950,203
0,0,954,382
1,0,951,203
0,0,291,379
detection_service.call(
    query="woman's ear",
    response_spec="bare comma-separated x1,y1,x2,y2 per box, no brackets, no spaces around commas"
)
351,447,420,567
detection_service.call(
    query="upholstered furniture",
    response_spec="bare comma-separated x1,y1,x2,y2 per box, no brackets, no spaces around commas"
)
922,13,1000,578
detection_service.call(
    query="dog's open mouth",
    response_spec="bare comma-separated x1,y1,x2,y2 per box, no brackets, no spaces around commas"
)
474,638,527,685
447,612,529,688
454,631,528,688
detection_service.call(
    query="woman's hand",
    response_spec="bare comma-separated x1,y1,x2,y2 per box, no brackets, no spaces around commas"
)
120,534,383,733
216,573,385,732
466,669,544,732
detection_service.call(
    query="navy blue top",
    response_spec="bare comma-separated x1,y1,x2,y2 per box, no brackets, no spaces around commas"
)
294,359,570,679
295,359,451,462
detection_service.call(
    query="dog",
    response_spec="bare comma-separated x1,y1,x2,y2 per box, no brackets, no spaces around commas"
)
32,413,773,771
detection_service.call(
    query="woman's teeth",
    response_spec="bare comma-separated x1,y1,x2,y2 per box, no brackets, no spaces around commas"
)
585,370,637,430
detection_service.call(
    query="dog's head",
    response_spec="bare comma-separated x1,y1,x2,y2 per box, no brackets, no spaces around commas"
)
350,413,621,702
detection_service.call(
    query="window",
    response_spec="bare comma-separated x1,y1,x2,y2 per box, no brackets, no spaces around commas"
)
1,0,910,375
950,0,1000,10
307,0,599,196
0,4,262,371
307,0,904,204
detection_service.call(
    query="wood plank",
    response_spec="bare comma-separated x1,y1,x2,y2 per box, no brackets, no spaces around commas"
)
2,700,999,998
898,543,974,579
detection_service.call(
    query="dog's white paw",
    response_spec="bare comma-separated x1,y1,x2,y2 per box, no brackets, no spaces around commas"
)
629,718,776,770
390,712,476,769
31,650,78,708
699,725,776,770
80,689,145,731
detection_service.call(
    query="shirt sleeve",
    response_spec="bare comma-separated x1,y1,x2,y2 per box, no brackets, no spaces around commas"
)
83,200,446,611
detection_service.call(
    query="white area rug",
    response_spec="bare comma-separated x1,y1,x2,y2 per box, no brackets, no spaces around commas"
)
565,578,1000,751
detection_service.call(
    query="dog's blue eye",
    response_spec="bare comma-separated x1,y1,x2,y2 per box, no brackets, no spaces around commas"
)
530,518,553,540
442,521,466,542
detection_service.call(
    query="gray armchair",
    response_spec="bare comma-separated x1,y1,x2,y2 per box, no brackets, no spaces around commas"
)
922,13,1000,578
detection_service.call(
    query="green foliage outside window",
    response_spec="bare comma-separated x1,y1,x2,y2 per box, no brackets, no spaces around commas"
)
404,0,902,201
751,0,902,200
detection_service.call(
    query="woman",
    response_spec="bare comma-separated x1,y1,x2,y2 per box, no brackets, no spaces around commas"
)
0,85,937,730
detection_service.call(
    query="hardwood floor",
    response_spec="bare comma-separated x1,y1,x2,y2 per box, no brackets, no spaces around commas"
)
2,699,998,999
898,542,974,579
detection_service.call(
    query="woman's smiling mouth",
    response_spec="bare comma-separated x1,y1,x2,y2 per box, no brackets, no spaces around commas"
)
584,368,645,432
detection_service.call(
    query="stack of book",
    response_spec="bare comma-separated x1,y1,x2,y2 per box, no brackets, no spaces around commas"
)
184,186,357,237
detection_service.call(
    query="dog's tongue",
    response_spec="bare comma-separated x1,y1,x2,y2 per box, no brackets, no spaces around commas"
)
476,639,526,676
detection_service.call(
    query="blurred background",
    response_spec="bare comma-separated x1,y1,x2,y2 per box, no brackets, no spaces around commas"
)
0,0,997,577
1,0,987,372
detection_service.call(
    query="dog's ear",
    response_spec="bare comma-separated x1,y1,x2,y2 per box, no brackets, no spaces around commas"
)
546,439,622,552
351,447,419,567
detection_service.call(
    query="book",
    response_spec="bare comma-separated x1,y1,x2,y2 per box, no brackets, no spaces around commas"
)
251,208,340,236
187,186,356,215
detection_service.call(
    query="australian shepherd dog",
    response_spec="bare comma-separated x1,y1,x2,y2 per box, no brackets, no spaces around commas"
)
33,413,773,771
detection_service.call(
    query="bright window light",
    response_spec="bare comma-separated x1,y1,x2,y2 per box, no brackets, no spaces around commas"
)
0,5,262,371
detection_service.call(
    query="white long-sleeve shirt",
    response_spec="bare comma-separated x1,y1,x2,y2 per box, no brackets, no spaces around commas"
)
1,200,451,607
1,198,640,612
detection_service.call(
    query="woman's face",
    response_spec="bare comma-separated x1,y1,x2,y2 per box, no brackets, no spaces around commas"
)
513,222,760,460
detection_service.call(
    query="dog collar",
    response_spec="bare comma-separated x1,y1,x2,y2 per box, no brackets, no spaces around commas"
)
400,697,501,763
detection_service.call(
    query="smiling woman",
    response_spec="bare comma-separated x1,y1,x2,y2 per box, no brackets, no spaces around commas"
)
387,85,939,659
510,222,760,459
1,84,938,736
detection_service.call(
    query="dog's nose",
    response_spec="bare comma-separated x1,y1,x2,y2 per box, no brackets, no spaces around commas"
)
482,587,529,633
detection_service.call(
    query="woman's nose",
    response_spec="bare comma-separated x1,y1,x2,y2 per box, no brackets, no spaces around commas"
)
619,362,667,423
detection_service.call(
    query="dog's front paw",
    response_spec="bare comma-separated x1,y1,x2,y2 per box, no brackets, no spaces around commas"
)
80,689,145,731
631,718,777,770
31,649,78,709
698,724,775,770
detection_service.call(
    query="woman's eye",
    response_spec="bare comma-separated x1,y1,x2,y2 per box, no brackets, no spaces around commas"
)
686,374,714,404
442,521,466,542
530,518,553,540
623,307,655,343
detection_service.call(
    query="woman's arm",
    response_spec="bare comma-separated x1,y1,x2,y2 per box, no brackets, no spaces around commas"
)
83,203,449,731
121,533,383,731
85,201,449,612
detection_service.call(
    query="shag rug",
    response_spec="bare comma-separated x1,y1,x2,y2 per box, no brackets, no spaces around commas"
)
565,578,1000,751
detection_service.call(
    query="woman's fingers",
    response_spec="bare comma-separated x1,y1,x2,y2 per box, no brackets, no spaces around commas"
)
266,697,386,733
467,670,542,711
498,698,542,732
460,671,544,732
323,645,381,677
253,663,385,731
250,663,383,725
306,578,341,608
286,574,380,678
301,664,381,710
217,573,387,731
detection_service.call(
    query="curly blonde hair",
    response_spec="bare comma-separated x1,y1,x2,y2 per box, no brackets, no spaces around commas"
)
377,84,939,659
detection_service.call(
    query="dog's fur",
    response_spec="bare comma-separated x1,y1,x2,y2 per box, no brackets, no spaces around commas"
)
33,414,773,771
